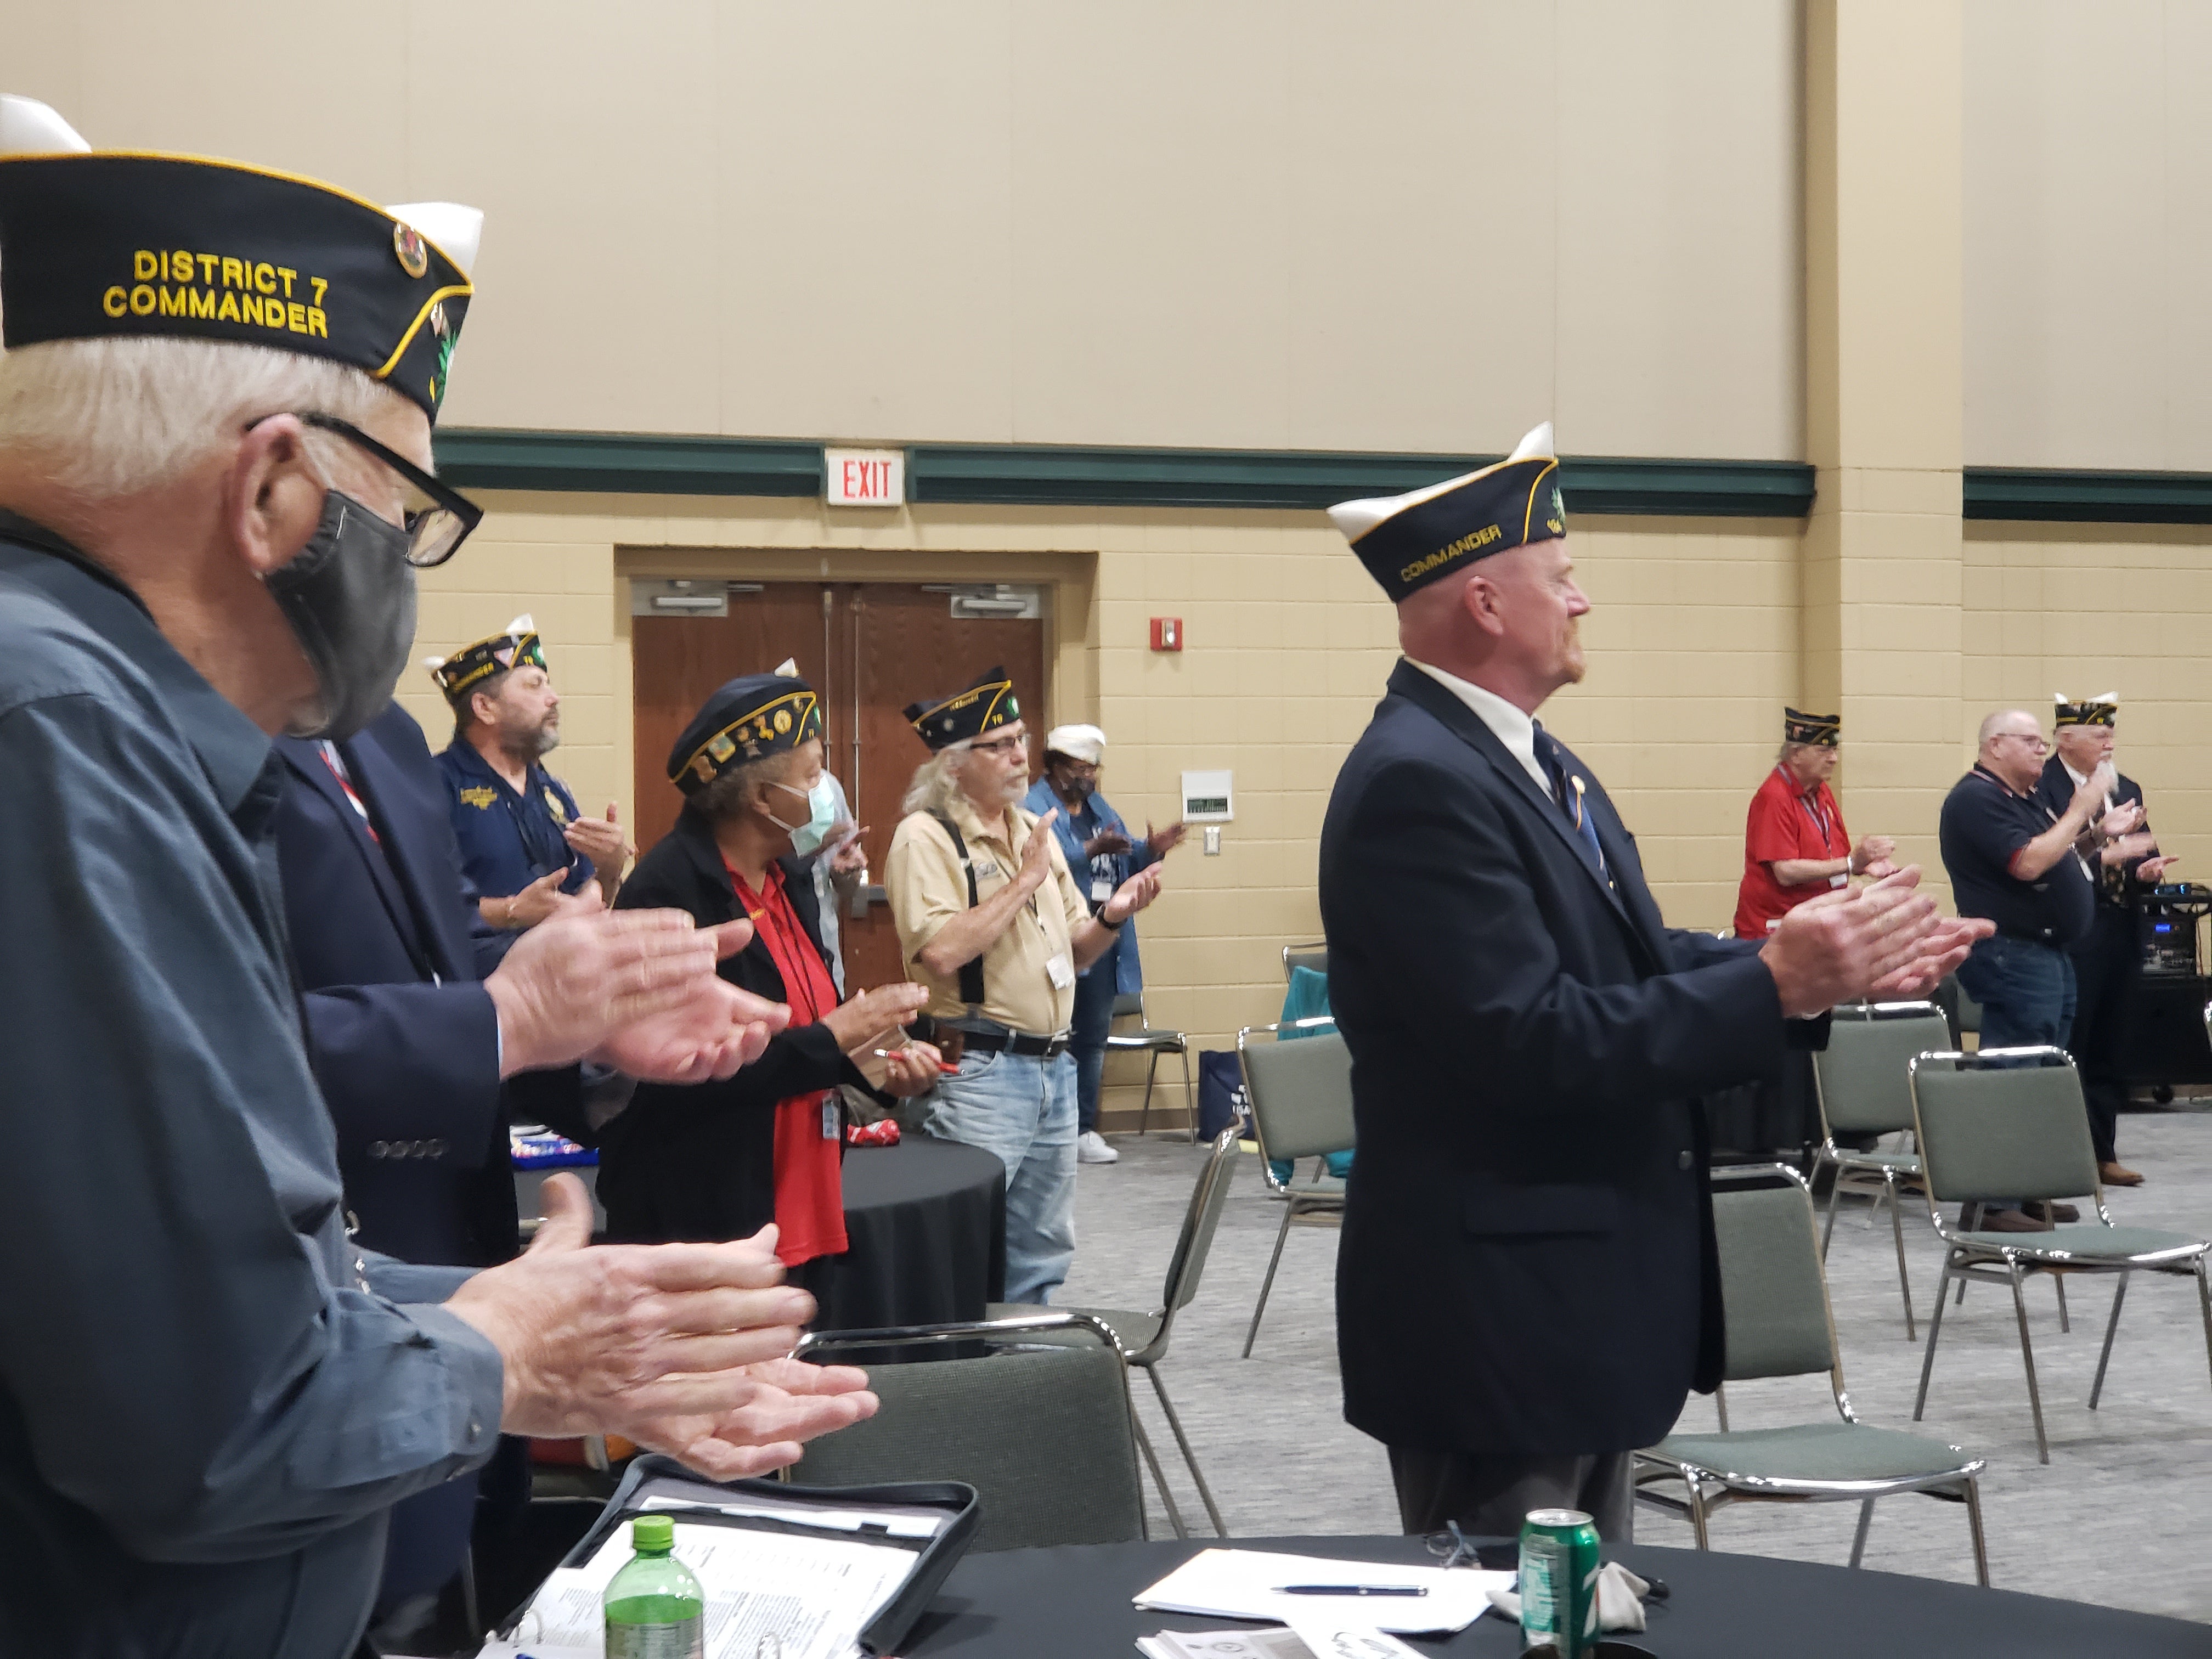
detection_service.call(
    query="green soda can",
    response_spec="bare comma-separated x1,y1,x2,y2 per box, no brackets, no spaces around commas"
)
1518,1508,1601,1657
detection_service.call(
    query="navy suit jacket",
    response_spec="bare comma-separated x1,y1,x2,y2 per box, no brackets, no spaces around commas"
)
274,703,566,1269
1321,662,1809,1457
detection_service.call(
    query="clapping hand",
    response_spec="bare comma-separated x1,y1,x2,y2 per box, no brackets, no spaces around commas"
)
487,910,790,1079
629,1354,883,1481
1759,867,1990,1017
445,1183,876,1480
827,826,870,879
563,800,634,879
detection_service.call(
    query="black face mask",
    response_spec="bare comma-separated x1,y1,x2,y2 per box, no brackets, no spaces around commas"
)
265,490,417,741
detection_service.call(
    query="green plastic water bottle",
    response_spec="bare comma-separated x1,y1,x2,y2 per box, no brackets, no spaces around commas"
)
603,1514,705,1659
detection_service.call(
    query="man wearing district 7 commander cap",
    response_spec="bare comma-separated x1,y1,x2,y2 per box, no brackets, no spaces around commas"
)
1318,422,1985,1541
0,96,870,1657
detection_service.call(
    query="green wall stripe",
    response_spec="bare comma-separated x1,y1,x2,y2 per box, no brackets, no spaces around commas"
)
1963,467,2212,526
430,428,2212,527
908,445,1813,516
435,427,1810,516
433,428,821,496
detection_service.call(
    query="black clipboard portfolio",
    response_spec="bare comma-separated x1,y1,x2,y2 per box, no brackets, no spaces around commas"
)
503,1453,979,1656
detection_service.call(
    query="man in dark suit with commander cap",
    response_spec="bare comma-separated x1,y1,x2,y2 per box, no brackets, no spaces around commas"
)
0,94,873,1658
2034,693,2172,1188
1318,421,1986,1540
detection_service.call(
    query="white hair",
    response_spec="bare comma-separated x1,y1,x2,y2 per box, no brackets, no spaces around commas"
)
0,334,406,500
900,742,973,817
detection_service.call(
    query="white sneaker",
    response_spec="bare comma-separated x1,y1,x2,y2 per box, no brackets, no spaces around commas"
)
1077,1130,1120,1164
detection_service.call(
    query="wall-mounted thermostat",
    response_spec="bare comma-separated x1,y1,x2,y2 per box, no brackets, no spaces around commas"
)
1181,769,1234,823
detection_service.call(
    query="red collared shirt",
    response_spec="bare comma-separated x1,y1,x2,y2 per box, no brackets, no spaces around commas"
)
725,858,848,1266
1733,766,1851,938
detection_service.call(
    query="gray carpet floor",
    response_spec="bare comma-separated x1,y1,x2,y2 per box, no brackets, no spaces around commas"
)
1057,1109,2212,1622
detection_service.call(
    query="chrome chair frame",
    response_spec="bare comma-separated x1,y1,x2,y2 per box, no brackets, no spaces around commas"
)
791,1313,1170,1539
1809,1001,1948,1340
989,1128,1242,1536
1906,1047,2212,1464
1104,989,1195,1141
1282,941,1327,980
1633,1165,1989,1585
1235,1018,1351,1358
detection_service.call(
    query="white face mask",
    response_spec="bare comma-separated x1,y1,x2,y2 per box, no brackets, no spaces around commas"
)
763,775,838,856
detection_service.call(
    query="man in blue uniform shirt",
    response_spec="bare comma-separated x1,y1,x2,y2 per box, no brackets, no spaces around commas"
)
430,614,631,928
1318,422,1984,1541
1023,722,1184,1163
0,100,872,1659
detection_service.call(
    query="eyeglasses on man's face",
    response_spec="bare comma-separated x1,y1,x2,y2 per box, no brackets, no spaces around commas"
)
256,411,485,568
970,733,1027,759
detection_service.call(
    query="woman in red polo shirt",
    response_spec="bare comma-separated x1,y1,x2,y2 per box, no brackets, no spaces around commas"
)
597,668,940,1307
1733,706,1896,938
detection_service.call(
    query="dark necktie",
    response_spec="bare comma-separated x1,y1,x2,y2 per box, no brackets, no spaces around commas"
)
1532,723,1610,885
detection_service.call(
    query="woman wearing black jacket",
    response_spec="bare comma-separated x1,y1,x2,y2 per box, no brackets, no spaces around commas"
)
596,669,938,1304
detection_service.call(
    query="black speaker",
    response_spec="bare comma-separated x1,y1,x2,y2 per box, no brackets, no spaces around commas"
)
2118,975,2212,1088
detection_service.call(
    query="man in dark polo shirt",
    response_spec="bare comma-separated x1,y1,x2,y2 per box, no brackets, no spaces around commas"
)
1940,708,2115,1230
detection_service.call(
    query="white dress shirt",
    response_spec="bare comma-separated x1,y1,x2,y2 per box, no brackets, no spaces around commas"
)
1406,658,1553,795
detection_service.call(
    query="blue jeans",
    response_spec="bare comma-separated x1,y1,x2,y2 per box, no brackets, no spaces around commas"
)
924,1046,1078,1304
1956,933,2078,1052
1955,933,2078,1211
1069,957,1118,1135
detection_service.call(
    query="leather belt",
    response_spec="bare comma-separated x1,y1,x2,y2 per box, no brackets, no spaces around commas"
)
957,1029,1069,1059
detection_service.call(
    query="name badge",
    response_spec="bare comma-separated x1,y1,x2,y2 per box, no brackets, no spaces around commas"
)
822,1097,840,1140
1046,953,1075,990
1091,877,1114,902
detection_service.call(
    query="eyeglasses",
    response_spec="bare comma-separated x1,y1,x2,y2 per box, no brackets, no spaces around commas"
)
278,411,484,567
969,734,1026,758
1995,731,2050,752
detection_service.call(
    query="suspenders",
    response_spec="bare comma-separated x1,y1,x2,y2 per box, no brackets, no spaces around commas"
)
929,811,988,1009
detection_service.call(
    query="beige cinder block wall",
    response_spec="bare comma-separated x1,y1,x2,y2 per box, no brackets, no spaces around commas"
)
7,1,1803,462
1962,523,2212,880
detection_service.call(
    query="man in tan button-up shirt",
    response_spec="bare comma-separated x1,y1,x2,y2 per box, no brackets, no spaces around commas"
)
884,667,1163,1302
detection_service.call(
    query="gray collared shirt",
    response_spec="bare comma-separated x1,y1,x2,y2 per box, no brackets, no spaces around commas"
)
0,522,503,1658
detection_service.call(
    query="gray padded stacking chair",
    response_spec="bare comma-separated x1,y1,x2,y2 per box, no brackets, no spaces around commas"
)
1105,990,1194,1139
1634,1166,1989,1585
988,1127,1242,1537
1908,1047,2212,1464
790,1314,1146,1552
1810,1001,1950,1338
1236,1019,1353,1358
1282,942,1328,980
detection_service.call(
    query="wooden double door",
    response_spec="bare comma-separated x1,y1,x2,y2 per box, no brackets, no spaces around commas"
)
631,582,1048,994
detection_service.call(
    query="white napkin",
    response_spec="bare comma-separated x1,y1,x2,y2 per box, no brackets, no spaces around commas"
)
1484,1560,1650,1634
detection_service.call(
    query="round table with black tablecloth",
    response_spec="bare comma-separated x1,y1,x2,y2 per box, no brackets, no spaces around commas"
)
816,1136,1006,1337
901,1536,2212,1658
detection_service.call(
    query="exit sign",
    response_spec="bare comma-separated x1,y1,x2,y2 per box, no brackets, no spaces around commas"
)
825,447,905,507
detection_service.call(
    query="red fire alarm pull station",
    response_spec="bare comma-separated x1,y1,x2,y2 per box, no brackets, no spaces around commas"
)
1150,617,1183,652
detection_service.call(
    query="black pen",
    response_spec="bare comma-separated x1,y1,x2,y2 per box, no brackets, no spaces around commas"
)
1272,1584,1427,1597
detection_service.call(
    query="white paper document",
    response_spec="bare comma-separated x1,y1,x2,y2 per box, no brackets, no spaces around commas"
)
1137,1624,1426,1659
1137,1629,1315,1659
482,1514,914,1659
635,1479,949,1541
1132,1549,1510,1635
